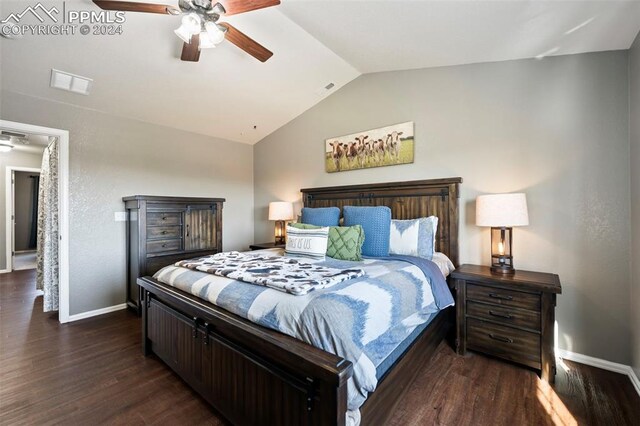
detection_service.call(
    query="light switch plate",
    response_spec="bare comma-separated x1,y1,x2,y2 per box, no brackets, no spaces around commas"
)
114,212,127,222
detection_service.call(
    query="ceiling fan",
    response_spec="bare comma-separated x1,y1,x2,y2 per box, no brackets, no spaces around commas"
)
92,0,280,62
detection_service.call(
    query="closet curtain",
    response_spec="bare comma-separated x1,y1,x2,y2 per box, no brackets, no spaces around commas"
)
28,175,39,249
36,137,59,312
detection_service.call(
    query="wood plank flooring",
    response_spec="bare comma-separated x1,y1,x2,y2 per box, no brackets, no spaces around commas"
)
1,270,638,425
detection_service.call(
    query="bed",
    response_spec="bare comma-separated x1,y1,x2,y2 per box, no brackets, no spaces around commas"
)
138,177,462,425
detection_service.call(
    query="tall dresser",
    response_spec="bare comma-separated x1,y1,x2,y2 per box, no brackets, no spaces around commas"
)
123,196,225,313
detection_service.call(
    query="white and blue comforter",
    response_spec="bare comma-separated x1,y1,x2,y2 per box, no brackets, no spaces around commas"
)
153,250,454,416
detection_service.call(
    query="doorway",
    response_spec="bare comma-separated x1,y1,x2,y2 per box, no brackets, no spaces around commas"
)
0,120,70,323
9,167,41,271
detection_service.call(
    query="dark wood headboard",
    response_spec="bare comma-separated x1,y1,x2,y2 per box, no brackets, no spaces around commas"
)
301,177,462,266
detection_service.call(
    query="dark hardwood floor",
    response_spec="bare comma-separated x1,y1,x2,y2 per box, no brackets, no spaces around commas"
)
1,270,638,425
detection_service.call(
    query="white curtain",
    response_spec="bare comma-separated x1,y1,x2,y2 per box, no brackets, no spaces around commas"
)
36,137,59,312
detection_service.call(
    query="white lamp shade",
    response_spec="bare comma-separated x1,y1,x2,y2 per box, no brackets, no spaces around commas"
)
268,202,294,221
476,193,529,227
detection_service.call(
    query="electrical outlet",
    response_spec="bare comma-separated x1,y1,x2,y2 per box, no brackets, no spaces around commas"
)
114,212,127,222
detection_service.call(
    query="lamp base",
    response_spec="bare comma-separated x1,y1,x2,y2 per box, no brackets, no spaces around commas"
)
274,220,286,245
491,264,515,275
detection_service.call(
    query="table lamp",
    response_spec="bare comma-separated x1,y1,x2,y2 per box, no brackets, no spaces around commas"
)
476,193,529,274
268,201,294,245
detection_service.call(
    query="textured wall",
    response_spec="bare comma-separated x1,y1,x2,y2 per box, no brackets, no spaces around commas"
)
14,171,38,251
254,51,632,364
1,90,254,315
630,31,640,378
0,149,43,270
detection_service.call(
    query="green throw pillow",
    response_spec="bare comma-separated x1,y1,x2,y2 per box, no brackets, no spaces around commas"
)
289,223,365,261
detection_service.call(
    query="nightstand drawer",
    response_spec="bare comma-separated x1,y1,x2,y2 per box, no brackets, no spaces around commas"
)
467,318,541,368
467,283,540,311
467,301,541,331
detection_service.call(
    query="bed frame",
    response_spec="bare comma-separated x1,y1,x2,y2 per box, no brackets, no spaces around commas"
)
138,177,462,425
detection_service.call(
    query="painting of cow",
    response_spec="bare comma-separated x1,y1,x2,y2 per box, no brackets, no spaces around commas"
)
324,121,414,173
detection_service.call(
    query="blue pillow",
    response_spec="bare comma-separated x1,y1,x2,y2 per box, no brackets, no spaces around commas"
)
301,207,340,227
343,206,391,257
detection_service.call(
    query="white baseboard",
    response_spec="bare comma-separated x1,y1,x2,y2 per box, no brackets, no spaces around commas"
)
66,303,127,322
0,268,10,274
557,348,640,396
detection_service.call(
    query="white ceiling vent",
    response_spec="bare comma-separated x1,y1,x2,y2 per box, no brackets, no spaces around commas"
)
50,69,93,95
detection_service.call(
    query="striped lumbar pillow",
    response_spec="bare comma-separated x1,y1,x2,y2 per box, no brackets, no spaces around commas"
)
285,225,329,260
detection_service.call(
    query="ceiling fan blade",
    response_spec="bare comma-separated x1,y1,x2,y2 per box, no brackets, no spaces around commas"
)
218,0,280,16
92,1,180,15
181,34,201,62
219,22,272,62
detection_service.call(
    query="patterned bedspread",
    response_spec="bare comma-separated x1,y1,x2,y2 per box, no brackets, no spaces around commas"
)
176,251,364,295
153,250,454,420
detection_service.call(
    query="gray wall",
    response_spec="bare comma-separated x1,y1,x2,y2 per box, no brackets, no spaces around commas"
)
254,51,632,365
1,90,254,315
14,171,38,252
630,31,640,378
0,150,42,270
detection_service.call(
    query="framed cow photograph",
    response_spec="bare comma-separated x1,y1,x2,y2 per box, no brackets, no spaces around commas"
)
325,121,414,173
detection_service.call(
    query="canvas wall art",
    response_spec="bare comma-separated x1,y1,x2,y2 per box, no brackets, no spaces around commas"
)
325,121,414,173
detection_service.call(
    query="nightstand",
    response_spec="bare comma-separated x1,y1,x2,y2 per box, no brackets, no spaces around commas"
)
249,242,286,250
451,264,562,383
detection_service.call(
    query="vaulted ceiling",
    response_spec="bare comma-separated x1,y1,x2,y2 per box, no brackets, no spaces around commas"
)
1,0,639,145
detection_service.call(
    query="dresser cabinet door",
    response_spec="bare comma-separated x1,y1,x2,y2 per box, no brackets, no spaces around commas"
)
185,205,218,251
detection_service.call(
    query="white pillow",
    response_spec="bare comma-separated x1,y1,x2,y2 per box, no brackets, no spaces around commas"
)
389,216,438,259
285,225,329,260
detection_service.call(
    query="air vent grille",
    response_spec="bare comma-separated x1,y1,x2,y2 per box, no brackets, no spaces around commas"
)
50,69,93,95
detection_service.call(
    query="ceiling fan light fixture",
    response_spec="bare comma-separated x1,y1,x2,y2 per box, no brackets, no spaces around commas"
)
174,26,191,43
199,31,217,49
211,2,226,15
174,13,201,43
204,21,226,45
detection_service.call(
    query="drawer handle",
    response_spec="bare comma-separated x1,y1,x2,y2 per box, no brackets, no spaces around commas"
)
192,317,198,339
186,224,190,237
489,293,513,301
489,310,513,320
488,333,513,344
203,322,210,346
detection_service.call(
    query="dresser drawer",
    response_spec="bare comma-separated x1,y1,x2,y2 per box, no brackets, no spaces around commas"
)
147,226,182,240
147,239,182,254
466,283,540,311
467,318,541,369
467,301,540,331
148,212,182,227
